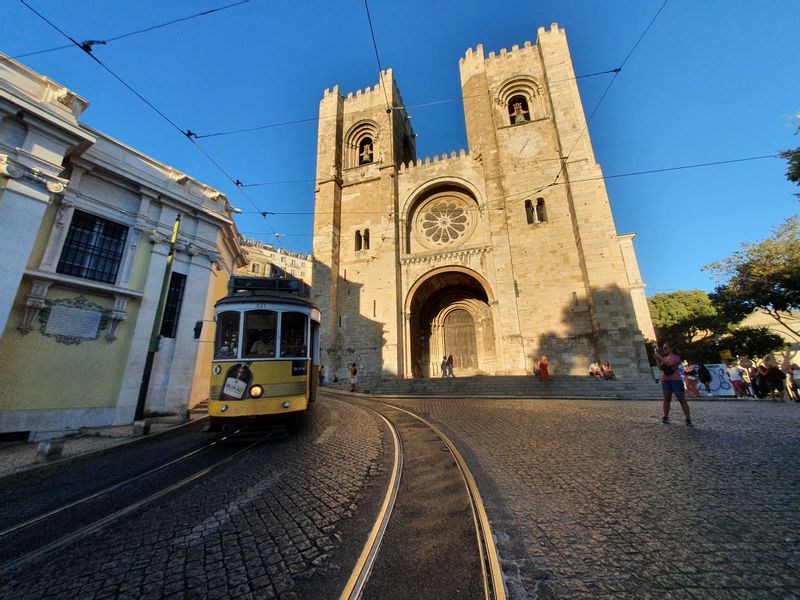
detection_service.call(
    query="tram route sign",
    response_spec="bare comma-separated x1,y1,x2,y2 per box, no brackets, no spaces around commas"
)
44,304,102,340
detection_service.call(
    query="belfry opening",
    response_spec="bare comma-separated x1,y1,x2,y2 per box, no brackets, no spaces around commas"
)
408,269,496,378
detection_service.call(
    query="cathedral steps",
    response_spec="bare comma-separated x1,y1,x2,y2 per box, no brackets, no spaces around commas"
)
363,375,663,400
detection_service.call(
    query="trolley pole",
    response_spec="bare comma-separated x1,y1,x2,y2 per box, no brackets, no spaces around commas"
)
134,214,181,421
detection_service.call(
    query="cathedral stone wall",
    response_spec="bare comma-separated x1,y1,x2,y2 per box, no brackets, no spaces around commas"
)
312,24,654,384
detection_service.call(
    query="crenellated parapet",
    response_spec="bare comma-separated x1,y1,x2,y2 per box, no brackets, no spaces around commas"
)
399,148,471,173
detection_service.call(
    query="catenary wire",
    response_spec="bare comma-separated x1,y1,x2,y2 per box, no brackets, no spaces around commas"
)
549,0,669,189
363,0,391,112
17,0,271,228
12,0,251,59
191,69,622,140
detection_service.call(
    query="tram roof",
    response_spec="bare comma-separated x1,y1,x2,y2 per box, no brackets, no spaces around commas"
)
215,276,317,311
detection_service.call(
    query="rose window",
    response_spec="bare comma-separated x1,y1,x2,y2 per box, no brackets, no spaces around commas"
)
421,202,469,245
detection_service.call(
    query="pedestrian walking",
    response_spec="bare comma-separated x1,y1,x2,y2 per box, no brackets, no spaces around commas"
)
349,363,358,392
683,361,700,398
790,363,800,402
441,356,448,379
446,354,455,378
726,361,747,398
318,365,325,387
655,342,692,426
697,363,713,397
765,364,786,400
538,355,550,383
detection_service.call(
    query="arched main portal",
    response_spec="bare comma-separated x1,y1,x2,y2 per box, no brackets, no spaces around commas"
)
407,268,497,377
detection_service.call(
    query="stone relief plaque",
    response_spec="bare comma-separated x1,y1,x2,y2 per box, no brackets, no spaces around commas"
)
39,296,110,345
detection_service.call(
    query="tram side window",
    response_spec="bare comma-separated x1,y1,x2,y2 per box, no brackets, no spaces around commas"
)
280,312,308,358
214,312,240,359
244,310,278,358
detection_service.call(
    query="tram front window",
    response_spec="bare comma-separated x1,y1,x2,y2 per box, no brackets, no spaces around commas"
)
244,310,277,358
281,312,308,358
214,312,240,359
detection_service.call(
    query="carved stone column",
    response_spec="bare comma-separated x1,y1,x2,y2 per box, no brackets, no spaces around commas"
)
19,279,52,334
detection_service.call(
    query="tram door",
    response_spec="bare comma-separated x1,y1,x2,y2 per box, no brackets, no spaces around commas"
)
443,309,477,370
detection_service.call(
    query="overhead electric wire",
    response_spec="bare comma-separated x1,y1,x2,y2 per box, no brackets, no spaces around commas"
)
18,0,273,230
550,0,669,188
363,0,391,112
13,0,251,59
191,69,622,140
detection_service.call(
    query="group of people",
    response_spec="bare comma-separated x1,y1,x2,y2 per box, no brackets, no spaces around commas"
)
721,360,797,401
589,360,616,380
440,355,455,378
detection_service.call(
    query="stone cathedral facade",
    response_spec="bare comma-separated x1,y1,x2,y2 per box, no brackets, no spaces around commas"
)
312,24,655,383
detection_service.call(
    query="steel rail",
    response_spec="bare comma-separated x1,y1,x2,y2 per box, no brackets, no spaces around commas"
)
382,403,507,600
0,436,259,576
0,429,241,540
338,407,403,600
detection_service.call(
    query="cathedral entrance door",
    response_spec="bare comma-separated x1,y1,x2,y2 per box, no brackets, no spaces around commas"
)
443,309,477,370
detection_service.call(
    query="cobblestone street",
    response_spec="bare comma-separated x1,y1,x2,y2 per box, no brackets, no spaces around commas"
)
0,399,388,600
380,398,800,599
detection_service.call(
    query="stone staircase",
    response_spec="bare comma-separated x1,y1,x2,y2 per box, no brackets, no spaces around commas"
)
357,375,663,400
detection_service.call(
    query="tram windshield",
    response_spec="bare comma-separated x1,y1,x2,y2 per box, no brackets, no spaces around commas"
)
280,312,308,358
214,312,240,359
243,310,278,358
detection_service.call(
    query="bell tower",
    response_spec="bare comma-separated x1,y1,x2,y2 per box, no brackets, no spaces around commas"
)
312,70,416,380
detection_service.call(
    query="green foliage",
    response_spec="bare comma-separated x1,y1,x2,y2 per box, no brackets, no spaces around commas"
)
647,290,722,347
725,327,786,358
781,147,800,187
646,291,787,363
705,217,800,336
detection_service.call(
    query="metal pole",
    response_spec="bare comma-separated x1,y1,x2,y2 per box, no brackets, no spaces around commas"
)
134,214,182,421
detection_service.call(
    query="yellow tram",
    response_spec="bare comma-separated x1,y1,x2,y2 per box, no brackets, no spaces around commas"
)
207,277,320,430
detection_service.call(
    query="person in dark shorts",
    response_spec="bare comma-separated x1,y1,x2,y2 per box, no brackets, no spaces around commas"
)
697,363,713,397
655,342,692,426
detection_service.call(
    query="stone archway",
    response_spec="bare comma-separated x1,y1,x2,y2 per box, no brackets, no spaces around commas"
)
406,268,496,377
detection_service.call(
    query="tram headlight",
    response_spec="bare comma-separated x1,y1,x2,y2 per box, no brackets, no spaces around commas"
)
249,385,264,399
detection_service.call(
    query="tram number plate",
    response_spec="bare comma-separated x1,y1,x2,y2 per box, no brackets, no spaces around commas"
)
292,360,308,376
223,378,247,399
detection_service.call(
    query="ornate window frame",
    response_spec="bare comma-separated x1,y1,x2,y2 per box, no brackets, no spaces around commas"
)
344,120,380,169
496,76,548,126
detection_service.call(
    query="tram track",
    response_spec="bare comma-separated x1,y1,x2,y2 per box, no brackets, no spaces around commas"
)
0,428,269,576
334,395,506,600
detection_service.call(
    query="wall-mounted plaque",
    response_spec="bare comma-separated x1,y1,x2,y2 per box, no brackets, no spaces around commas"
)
39,296,109,344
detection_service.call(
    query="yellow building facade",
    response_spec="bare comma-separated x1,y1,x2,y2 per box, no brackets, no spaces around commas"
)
0,54,245,439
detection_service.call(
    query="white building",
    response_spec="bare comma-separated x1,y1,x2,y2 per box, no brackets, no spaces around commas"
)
0,54,246,439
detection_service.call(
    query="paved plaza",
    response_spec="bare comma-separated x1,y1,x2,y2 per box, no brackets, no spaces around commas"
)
380,397,800,599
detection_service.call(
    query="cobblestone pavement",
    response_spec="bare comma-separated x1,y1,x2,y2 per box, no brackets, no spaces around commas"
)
0,399,388,600
379,398,800,599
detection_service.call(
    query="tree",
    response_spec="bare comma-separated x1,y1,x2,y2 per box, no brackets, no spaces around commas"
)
781,147,800,189
704,216,800,338
647,290,722,346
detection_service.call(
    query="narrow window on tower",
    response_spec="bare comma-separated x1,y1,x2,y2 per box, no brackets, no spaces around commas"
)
536,198,547,223
363,229,370,250
508,95,530,125
160,272,187,338
524,200,535,225
358,137,374,164
355,230,363,251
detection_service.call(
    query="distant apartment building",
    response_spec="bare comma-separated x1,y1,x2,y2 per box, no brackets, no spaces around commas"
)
0,54,246,439
237,239,313,284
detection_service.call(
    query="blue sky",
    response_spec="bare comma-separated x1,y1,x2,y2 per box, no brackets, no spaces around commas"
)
3,0,798,296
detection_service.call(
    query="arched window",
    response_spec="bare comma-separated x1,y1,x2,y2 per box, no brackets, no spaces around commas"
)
355,230,363,251
508,95,530,125
359,137,374,164
524,200,535,225
363,228,370,250
536,198,547,223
